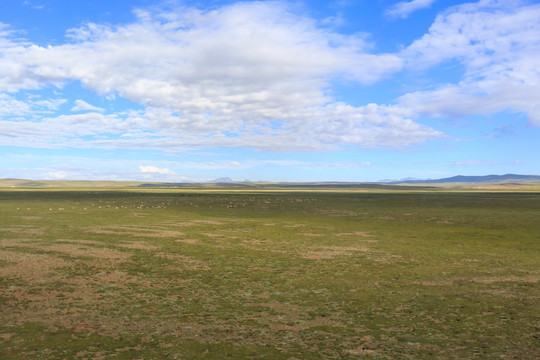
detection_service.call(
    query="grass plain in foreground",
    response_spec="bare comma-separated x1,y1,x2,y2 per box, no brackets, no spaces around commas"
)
0,188,539,359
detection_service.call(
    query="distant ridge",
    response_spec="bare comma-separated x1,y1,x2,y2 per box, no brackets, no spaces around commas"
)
392,174,540,184
208,177,235,183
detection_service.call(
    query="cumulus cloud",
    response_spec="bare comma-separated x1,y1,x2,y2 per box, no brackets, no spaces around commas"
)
139,165,175,175
400,0,540,125
0,93,31,116
1,3,402,93
8,1,537,153
5,0,539,183
72,99,104,112
0,93,65,118
386,0,436,19
0,2,441,152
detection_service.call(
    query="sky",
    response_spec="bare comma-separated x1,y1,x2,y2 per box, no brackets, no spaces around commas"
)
0,0,539,182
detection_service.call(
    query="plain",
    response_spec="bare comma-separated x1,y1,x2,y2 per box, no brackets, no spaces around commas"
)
0,186,539,359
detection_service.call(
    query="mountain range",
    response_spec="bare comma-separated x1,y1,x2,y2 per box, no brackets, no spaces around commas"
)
384,174,540,184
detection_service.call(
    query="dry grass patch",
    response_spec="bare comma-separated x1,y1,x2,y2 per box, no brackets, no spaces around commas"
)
168,220,224,227
117,242,161,251
91,270,139,285
87,226,184,239
283,224,305,228
0,238,39,246
0,250,68,281
345,336,379,357
471,275,540,284
28,243,132,263
300,232,325,237
300,245,370,260
16,216,43,221
174,238,200,245
411,280,455,286
318,209,363,216
335,231,374,238
1,226,47,236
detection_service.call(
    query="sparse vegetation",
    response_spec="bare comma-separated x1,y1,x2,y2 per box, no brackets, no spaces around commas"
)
0,187,539,359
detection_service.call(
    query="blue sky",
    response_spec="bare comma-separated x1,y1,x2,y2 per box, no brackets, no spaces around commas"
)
1,0,539,182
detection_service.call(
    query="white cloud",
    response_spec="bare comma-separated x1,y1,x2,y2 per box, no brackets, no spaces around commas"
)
1,3,401,92
72,99,104,112
0,93,31,116
44,171,67,179
139,165,175,175
0,2,441,152
0,111,146,148
386,0,436,19
400,0,540,125
0,93,65,118
0,102,441,151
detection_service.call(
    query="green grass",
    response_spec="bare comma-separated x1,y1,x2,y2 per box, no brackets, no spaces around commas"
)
0,189,539,359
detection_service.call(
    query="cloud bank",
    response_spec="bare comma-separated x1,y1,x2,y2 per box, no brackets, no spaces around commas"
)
0,2,435,151
1,0,539,154
401,0,540,125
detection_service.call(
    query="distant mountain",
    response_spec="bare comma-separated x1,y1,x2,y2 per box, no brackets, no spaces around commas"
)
208,177,235,183
392,174,540,184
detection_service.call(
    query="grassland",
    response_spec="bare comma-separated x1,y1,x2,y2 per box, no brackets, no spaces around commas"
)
0,186,539,359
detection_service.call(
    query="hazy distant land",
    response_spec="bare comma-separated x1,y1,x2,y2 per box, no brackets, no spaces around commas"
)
1,173,540,190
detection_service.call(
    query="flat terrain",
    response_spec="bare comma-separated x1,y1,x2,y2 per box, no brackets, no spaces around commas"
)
0,188,539,359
